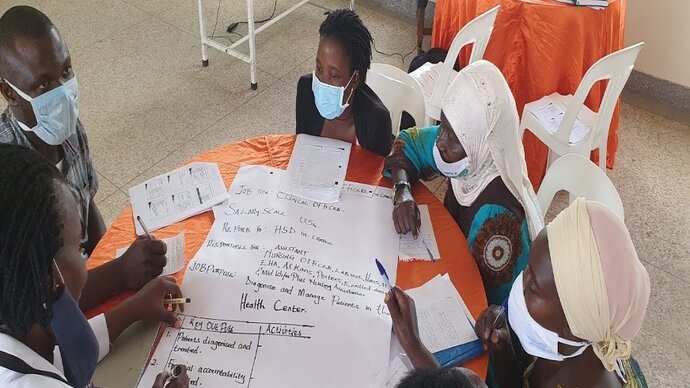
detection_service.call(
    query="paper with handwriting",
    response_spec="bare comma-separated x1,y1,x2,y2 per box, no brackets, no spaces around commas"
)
137,165,400,388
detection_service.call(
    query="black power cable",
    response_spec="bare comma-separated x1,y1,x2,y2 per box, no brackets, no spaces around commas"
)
227,0,278,33
209,0,279,39
373,41,418,64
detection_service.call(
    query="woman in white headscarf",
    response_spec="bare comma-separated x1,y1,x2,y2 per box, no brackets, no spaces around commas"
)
474,198,650,387
383,60,543,305
385,199,650,388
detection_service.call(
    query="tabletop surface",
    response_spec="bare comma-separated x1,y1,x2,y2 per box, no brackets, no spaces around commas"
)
88,135,488,387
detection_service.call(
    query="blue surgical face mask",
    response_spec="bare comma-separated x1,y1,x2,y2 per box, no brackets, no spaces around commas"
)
4,77,79,146
311,71,355,120
50,261,99,388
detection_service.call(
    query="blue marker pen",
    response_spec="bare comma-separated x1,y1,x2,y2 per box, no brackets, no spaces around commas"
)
492,297,509,328
375,258,393,291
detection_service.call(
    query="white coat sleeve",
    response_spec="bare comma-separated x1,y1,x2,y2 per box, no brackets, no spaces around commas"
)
88,313,111,362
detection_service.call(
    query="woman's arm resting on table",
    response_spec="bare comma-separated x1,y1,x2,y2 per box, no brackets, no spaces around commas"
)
475,306,524,386
391,168,420,237
385,287,440,370
384,127,441,237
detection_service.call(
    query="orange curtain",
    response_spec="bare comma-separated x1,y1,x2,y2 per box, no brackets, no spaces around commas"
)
431,0,627,187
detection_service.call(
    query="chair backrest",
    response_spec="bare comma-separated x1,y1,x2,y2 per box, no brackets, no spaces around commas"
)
555,43,644,165
428,5,500,109
537,153,624,221
367,63,426,136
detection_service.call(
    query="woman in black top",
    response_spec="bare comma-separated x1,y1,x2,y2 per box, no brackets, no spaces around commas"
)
295,9,393,157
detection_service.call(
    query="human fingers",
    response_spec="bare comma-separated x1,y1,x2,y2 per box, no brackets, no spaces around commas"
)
401,205,412,234
409,208,419,239
152,371,171,388
167,368,189,388
145,239,168,255
391,287,413,315
385,287,402,321
393,209,403,234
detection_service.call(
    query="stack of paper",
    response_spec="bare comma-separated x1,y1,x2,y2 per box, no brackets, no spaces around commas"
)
529,94,591,144
398,205,440,262
406,274,478,354
281,134,352,203
129,162,229,235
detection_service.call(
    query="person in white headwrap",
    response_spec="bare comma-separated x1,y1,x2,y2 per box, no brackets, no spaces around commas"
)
383,60,543,305
474,198,650,387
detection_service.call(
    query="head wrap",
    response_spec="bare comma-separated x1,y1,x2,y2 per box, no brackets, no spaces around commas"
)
440,60,543,238
547,198,651,371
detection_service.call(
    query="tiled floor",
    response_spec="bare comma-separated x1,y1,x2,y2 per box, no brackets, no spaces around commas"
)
1,0,687,386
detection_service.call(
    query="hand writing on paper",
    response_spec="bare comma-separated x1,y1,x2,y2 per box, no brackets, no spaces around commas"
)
393,198,421,238
152,364,189,388
475,305,511,354
385,287,438,369
130,276,184,328
118,237,168,290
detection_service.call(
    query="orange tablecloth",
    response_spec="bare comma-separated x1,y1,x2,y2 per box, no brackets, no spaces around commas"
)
432,0,627,187
86,135,488,378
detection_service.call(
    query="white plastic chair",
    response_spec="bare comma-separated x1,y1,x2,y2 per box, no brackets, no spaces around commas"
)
537,154,624,221
411,5,500,124
367,63,426,137
519,42,644,170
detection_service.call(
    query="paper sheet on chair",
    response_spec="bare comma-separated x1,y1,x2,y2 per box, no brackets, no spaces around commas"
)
281,134,352,203
531,95,591,144
115,232,186,276
129,162,228,235
406,274,478,353
398,205,440,261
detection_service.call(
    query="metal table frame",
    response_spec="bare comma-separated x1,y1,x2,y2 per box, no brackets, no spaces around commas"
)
196,0,355,90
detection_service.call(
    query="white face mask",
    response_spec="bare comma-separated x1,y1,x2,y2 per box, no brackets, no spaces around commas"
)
433,143,469,179
4,77,79,146
508,272,590,361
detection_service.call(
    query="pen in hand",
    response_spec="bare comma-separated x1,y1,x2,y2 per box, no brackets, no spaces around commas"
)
375,258,393,291
491,297,509,329
492,304,505,328
136,215,154,239
163,297,191,305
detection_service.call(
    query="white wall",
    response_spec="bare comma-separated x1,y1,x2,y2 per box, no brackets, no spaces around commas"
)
625,0,690,87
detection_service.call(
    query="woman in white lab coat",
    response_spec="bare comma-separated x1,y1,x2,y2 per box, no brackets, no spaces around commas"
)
0,144,188,388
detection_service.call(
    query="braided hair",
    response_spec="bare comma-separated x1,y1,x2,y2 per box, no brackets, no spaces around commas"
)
0,144,66,336
319,9,373,82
